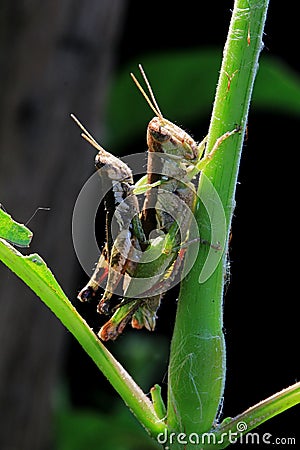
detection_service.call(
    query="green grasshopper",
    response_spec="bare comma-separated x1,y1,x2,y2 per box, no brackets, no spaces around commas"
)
73,66,238,341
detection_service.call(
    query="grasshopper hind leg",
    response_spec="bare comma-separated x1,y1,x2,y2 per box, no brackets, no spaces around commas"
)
98,293,162,341
98,299,142,341
77,251,109,303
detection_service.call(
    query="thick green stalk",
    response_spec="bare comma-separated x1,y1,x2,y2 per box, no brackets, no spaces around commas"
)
167,0,269,439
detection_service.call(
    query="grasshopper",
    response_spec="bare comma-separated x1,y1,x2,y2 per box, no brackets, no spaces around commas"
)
73,66,238,341
72,114,147,309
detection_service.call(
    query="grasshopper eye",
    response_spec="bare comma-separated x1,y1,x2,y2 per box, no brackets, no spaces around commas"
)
148,117,170,143
150,128,170,143
95,155,105,169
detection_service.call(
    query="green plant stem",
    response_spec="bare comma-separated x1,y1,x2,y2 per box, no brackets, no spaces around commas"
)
0,239,166,438
167,0,269,440
211,381,300,449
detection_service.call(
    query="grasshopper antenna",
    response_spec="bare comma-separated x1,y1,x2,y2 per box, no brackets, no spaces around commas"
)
130,64,163,118
70,114,105,153
25,207,50,226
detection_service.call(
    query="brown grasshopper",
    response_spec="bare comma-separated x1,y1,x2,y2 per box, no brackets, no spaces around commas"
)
73,66,238,340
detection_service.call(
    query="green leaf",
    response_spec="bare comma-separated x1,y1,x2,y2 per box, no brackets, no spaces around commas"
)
107,49,221,146
0,207,32,247
253,56,300,115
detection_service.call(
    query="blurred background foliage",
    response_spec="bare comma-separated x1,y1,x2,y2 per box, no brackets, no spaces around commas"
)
0,1,299,449
107,51,300,148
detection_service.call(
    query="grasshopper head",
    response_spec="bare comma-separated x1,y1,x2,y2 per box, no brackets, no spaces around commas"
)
131,66,198,161
94,150,133,183
147,116,198,161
